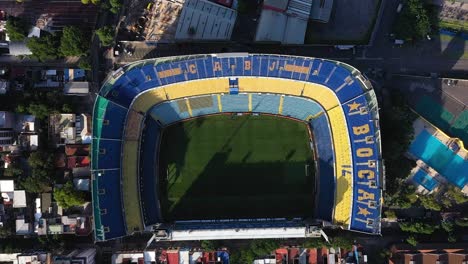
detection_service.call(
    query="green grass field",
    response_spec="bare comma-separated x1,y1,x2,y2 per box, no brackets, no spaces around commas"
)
159,114,315,220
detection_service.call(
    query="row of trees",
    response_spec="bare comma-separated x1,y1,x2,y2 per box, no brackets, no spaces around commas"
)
26,26,88,62
6,16,115,64
81,0,122,14
393,0,431,41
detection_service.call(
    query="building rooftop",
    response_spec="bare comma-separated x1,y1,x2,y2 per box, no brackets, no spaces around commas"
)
13,190,27,208
175,0,237,41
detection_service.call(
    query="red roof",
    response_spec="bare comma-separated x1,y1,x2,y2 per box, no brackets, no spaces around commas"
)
308,249,318,264
288,248,299,263
167,250,179,264
66,156,90,169
65,144,90,156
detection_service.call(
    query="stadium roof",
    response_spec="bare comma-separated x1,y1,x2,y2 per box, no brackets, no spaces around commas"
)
263,0,289,11
175,0,237,41
170,226,308,240
255,9,307,44
310,0,333,22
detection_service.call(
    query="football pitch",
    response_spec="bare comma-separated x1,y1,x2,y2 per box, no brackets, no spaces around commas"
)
158,115,315,221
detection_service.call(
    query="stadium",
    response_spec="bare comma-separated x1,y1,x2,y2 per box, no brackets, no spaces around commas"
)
91,53,383,241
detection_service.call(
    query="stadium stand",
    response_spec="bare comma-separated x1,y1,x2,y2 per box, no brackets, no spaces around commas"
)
220,94,249,113
343,94,381,233
190,95,220,116
140,118,163,226
149,101,191,125
92,53,383,241
97,169,127,239
251,94,281,114
282,96,323,120
309,114,335,222
92,139,121,170
327,106,353,227
121,140,144,232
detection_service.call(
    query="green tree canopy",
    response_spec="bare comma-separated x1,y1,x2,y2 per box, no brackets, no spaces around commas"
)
19,174,50,193
5,16,29,41
27,34,59,62
394,0,431,40
54,182,86,208
95,26,115,46
406,235,418,246
399,222,438,234
109,0,122,13
59,26,88,57
231,239,281,264
418,195,442,211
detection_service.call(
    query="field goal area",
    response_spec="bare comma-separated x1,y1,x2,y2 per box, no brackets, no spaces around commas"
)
158,114,316,221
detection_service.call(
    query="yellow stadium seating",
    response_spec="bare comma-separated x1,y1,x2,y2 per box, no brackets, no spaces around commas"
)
121,140,144,232
327,107,353,226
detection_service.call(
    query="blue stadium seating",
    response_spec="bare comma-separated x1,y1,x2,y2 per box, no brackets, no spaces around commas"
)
93,139,122,169
101,101,127,139
141,64,158,82
221,94,249,113
140,118,162,226
251,94,280,114
97,169,126,240
309,114,335,222
126,68,146,88
342,94,380,233
106,75,140,108
149,101,190,125
282,96,323,120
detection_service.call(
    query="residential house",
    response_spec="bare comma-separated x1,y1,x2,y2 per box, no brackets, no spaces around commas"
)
389,245,468,264
49,114,91,147
15,216,32,235
0,111,38,151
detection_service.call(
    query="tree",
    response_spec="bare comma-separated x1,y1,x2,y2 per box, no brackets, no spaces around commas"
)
399,222,438,234
5,16,29,41
59,26,88,57
441,221,454,233
445,186,468,205
418,195,442,211
26,103,51,120
455,217,468,227
53,182,86,208
28,151,54,170
109,0,122,14
27,34,59,62
19,175,49,193
330,236,354,250
384,210,397,219
78,56,92,71
394,0,431,40
200,240,217,251
4,167,23,177
406,235,418,246
95,26,114,47
231,239,281,264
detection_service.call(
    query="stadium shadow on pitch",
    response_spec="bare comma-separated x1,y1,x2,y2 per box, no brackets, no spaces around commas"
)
163,150,316,221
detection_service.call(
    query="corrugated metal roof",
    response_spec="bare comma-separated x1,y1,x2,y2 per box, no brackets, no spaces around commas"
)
310,0,333,22
255,9,307,44
283,16,307,44
286,0,313,19
264,0,289,11
255,9,287,42
175,0,237,40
